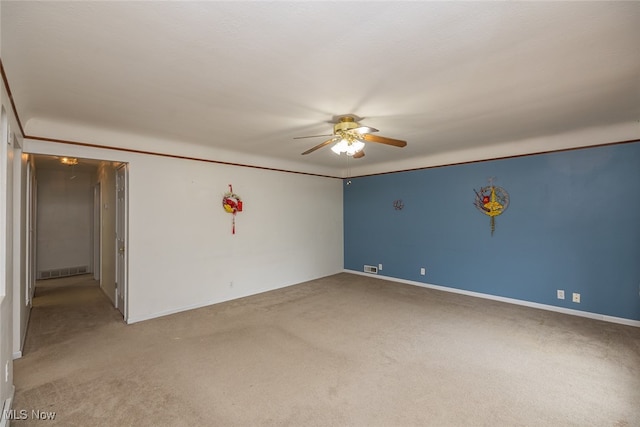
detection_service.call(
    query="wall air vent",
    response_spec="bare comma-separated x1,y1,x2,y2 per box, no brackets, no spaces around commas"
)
37,265,89,280
363,265,378,274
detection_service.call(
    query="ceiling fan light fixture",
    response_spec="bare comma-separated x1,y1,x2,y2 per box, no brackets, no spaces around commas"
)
330,141,345,155
331,138,364,156
347,140,365,156
60,157,78,166
297,115,406,157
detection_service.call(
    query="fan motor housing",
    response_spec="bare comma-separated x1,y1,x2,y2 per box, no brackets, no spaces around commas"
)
334,116,359,133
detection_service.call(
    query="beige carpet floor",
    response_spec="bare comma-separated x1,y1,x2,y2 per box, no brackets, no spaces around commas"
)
11,273,640,426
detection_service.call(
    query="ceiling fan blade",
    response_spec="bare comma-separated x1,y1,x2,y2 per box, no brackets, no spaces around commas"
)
353,150,365,159
301,136,339,155
362,133,407,147
351,126,378,134
293,133,334,140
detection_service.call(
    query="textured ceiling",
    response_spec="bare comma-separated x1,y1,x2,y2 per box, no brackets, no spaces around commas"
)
2,1,639,176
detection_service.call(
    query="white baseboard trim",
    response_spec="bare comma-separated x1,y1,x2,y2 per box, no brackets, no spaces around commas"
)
15,304,32,360
126,280,308,324
127,298,230,324
0,385,15,427
344,269,640,328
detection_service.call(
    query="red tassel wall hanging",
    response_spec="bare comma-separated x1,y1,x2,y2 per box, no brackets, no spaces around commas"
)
222,184,242,234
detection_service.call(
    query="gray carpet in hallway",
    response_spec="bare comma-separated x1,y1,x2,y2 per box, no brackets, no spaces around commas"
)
12,273,640,426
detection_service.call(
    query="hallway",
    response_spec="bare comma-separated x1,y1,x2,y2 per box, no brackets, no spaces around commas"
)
11,275,131,426
22,275,122,352
12,273,209,426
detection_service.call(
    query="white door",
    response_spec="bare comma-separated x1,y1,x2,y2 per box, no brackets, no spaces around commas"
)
115,164,128,320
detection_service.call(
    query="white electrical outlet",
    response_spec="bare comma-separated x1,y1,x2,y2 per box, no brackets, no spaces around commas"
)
378,264,383,271
420,268,426,275
557,290,565,300
572,293,580,303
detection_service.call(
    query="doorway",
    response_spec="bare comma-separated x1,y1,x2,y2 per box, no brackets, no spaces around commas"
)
28,155,127,316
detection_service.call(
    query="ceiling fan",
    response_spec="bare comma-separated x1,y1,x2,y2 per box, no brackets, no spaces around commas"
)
295,115,407,159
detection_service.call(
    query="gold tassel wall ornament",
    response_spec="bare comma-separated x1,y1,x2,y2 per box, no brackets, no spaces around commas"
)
473,183,510,236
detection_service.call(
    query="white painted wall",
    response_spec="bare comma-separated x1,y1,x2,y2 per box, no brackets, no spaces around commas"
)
0,2,14,414
0,96,23,414
23,137,344,323
35,168,93,273
26,118,343,177
0,112,11,418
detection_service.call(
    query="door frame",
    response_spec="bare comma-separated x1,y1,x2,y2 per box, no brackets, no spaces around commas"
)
20,139,132,320
93,182,101,282
115,164,128,321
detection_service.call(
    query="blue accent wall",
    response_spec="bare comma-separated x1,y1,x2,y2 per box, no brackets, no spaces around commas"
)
344,142,640,321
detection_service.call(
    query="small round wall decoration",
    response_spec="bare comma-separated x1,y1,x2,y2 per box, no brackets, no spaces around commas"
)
473,182,509,236
393,199,404,210
222,184,243,234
